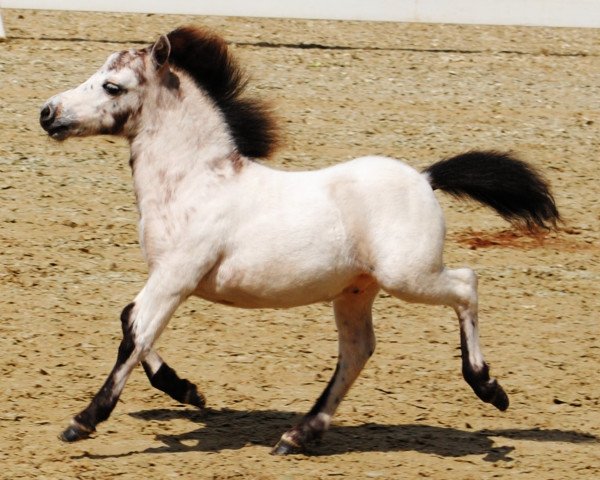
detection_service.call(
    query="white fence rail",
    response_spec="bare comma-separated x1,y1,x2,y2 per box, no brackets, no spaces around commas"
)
2,0,600,28
0,11,5,38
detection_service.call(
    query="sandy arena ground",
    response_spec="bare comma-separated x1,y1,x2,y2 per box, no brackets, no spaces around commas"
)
0,8,599,479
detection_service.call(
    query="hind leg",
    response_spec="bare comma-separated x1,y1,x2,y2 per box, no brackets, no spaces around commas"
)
450,269,509,410
383,267,508,411
142,349,206,408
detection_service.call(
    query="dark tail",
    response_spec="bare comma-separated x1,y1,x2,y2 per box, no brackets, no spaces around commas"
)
423,150,560,231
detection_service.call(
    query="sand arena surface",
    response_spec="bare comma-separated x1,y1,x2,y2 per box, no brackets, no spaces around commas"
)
1,9,599,479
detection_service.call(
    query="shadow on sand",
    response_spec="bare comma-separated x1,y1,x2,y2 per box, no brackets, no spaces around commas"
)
70,406,598,461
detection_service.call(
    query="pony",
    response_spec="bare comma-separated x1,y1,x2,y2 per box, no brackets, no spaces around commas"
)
40,26,559,455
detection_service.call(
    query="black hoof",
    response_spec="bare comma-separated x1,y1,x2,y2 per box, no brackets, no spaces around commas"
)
270,438,303,456
185,386,206,409
491,384,510,411
470,375,510,412
59,423,93,442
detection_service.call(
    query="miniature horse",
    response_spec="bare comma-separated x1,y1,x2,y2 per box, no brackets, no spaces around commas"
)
40,26,559,455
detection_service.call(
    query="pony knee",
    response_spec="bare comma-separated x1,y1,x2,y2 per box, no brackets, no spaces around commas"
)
117,303,137,362
118,302,153,362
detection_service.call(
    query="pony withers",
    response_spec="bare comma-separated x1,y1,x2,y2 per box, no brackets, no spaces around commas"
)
40,26,559,455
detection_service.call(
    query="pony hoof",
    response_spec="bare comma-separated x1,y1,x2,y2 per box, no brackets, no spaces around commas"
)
270,438,303,456
59,423,93,442
491,384,509,411
185,386,206,409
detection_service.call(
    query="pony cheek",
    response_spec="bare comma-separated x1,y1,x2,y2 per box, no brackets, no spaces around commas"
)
99,110,132,136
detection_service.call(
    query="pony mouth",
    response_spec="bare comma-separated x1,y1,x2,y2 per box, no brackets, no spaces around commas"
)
46,124,73,141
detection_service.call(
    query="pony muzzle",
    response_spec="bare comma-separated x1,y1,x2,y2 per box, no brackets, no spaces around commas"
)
40,102,77,140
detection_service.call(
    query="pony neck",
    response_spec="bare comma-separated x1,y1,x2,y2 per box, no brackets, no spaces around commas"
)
129,72,238,174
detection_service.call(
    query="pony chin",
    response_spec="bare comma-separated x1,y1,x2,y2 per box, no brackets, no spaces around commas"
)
47,125,76,141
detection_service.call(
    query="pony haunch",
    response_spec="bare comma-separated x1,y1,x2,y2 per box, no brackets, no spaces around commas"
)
40,26,559,455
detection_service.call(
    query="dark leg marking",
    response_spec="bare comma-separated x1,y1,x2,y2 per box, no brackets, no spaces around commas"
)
271,363,340,455
308,363,340,417
60,303,136,442
142,361,206,408
460,330,509,411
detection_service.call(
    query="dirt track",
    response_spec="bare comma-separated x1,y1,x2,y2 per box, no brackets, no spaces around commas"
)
1,8,599,479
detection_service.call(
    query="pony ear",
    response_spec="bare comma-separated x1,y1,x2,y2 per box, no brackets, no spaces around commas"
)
151,34,171,69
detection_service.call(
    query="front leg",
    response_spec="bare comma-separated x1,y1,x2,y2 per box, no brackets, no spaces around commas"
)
60,302,140,441
60,262,200,442
272,282,379,455
142,349,206,408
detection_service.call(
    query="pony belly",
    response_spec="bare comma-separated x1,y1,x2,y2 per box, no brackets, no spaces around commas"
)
193,280,341,309
193,266,366,309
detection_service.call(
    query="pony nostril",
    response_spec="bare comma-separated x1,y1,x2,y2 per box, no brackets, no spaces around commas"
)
40,103,57,128
40,104,51,120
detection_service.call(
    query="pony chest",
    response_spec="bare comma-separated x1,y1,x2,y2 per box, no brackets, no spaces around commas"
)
136,198,217,263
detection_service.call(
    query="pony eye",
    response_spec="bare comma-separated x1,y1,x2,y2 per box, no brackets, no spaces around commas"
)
103,82,124,95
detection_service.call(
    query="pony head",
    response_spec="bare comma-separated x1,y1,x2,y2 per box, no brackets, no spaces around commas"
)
40,35,171,140
40,26,278,159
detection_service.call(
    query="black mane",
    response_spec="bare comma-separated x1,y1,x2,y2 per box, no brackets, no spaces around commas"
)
165,26,278,159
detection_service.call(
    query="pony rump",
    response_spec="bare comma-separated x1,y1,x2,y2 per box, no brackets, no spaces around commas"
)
165,26,279,159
